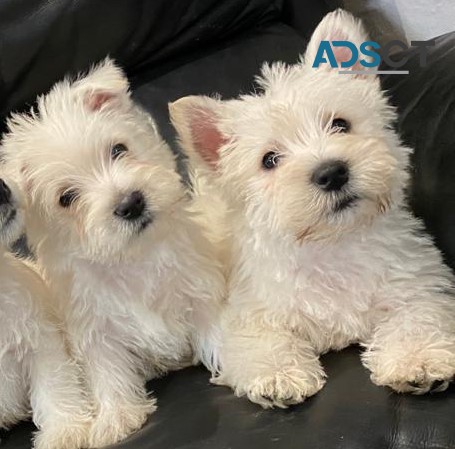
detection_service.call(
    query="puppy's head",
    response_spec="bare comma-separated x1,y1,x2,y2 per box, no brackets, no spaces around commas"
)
2,58,185,262
170,10,410,243
0,172,24,248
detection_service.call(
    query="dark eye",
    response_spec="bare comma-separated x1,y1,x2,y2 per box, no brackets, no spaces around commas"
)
262,151,281,170
59,189,79,208
111,143,128,160
331,118,350,133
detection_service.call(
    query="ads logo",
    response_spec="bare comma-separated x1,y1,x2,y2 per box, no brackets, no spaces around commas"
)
312,40,435,75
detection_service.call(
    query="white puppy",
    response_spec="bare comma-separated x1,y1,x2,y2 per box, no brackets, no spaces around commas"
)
0,173,90,448
2,59,225,446
170,10,455,408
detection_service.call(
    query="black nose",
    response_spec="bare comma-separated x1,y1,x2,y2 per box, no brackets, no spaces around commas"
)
114,191,146,220
312,160,349,192
0,179,12,205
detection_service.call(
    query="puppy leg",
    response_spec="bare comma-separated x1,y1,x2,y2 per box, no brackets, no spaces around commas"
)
190,299,223,374
82,337,156,448
0,351,29,429
363,296,455,394
28,325,91,449
214,318,326,408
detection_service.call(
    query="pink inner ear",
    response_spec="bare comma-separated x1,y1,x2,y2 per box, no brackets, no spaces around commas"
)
190,108,226,169
332,46,363,70
331,30,363,71
85,91,116,111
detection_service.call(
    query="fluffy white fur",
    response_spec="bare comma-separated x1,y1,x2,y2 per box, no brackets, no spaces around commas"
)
170,10,455,408
0,172,91,448
2,59,225,446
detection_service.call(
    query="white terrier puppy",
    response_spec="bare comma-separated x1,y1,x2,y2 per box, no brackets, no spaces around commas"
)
170,10,455,408
0,173,90,448
2,59,225,446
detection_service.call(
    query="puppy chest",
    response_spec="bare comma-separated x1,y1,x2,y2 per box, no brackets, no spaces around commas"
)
71,261,194,324
251,255,380,322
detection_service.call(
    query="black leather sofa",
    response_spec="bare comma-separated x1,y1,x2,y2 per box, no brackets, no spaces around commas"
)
1,1,454,448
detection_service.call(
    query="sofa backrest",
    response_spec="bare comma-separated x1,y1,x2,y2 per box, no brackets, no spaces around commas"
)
0,0,333,124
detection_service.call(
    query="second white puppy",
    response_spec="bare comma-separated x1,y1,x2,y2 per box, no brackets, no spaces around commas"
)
0,173,91,449
2,59,225,447
170,11,455,408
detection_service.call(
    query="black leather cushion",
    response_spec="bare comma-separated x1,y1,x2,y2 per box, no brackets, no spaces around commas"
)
1,2,455,449
0,0,283,124
3,347,454,449
0,0,342,126
382,33,455,271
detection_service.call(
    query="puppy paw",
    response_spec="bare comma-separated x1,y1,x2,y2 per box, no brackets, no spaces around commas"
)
367,347,455,394
34,420,91,449
215,368,326,409
88,399,156,447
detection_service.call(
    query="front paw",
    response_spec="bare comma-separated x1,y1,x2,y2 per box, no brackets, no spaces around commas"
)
88,399,156,448
214,367,326,409
34,419,91,449
366,346,455,394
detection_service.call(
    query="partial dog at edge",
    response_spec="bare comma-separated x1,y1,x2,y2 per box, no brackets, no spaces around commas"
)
1,59,225,447
0,172,91,449
170,10,455,408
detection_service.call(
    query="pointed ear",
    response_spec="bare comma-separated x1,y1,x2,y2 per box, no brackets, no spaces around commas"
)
304,9,374,76
169,96,227,169
73,57,131,111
